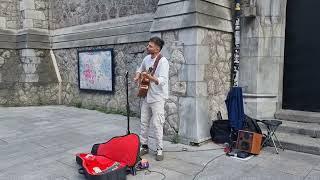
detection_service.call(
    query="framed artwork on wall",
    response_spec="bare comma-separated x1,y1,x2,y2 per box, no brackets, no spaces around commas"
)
78,49,114,92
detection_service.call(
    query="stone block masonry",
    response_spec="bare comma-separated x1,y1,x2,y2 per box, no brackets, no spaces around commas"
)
51,0,159,29
53,43,147,115
0,49,59,106
0,0,19,29
0,0,57,106
158,27,232,143
20,0,49,29
239,0,287,118
152,0,233,143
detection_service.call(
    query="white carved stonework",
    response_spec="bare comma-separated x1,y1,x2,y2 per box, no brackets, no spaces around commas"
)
23,64,37,74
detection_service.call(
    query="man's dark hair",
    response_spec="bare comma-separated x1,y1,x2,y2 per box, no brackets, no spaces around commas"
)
149,36,165,50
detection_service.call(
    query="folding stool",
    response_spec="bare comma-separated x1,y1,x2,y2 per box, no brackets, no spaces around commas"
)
258,119,285,154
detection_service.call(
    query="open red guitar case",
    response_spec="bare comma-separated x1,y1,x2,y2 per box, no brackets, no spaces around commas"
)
76,72,140,180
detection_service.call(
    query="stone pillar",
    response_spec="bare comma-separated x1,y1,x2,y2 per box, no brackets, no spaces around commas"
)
14,0,57,105
18,0,50,82
239,0,287,118
151,0,233,144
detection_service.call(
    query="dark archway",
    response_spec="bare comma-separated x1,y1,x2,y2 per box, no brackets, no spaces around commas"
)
283,0,320,112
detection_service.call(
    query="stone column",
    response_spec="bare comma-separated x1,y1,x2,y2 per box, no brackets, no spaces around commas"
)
239,0,287,118
18,0,50,82
14,0,58,105
151,0,233,144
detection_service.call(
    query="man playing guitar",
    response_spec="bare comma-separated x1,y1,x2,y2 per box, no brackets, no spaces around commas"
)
133,37,169,161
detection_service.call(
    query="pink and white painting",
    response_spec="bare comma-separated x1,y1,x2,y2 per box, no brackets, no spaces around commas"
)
78,49,113,92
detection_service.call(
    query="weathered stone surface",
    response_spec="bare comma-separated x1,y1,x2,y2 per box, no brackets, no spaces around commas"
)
53,43,147,114
35,0,46,11
240,0,287,119
51,0,159,29
17,0,49,29
0,82,59,106
187,82,207,97
171,81,187,96
0,57,4,67
179,64,205,81
0,17,5,28
6,20,17,29
0,48,59,106
151,0,232,32
0,50,10,65
0,50,21,83
165,102,178,116
157,28,232,140
200,29,232,120
0,0,18,30
166,114,179,132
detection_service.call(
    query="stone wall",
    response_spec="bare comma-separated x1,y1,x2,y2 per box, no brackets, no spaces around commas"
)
18,0,49,29
161,31,184,137
53,43,147,114
203,30,233,121
54,36,232,138
0,0,234,143
0,49,59,106
0,0,18,29
157,28,232,138
33,0,49,29
51,0,159,29
239,0,287,118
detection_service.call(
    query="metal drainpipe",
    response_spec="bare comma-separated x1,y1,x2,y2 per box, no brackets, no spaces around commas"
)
232,0,241,87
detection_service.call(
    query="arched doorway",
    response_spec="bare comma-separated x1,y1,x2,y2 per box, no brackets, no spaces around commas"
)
283,0,320,112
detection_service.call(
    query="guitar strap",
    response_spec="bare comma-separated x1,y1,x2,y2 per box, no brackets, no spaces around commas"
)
151,54,162,76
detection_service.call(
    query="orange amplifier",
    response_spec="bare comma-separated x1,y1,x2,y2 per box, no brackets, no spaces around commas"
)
236,130,262,155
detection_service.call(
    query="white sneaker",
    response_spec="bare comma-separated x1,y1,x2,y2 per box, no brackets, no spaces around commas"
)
156,149,164,161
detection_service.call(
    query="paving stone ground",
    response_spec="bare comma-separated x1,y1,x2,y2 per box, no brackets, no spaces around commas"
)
0,106,319,180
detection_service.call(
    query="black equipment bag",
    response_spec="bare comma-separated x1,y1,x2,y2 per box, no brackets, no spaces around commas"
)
210,120,231,144
243,115,262,134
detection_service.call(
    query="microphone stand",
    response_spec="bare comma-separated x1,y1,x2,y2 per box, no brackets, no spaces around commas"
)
125,71,130,135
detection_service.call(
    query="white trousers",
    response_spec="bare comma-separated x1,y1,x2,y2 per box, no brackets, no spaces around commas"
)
140,99,165,150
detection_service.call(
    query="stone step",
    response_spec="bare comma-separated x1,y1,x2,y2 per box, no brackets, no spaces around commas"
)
275,120,320,138
275,109,320,123
270,132,320,156
258,120,320,155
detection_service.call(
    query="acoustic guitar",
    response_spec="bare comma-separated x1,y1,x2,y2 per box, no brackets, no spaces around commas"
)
137,67,153,97
137,54,162,97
